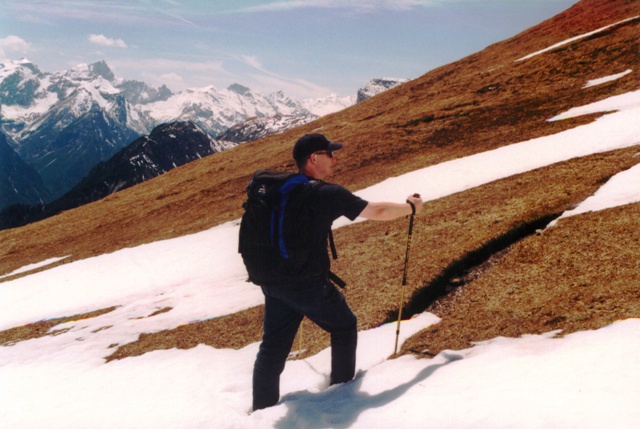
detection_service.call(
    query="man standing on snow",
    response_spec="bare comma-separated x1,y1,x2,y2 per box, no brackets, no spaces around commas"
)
250,133,423,411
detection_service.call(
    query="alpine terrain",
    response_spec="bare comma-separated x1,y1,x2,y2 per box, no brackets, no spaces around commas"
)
1,0,640,427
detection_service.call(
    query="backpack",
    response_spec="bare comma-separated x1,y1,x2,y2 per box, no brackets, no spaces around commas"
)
238,170,345,288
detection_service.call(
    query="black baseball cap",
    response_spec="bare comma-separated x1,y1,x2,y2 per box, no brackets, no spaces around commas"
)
292,134,343,161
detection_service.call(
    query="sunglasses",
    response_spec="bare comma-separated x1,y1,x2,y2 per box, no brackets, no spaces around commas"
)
313,150,334,158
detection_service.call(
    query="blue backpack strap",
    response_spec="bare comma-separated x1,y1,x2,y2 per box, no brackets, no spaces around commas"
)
274,174,309,260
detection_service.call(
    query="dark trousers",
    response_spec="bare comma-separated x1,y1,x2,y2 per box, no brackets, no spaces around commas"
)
252,277,358,411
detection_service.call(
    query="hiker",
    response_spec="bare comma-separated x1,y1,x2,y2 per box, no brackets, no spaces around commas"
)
248,133,423,411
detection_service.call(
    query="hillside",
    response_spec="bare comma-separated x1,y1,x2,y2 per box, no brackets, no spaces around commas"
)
1,0,640,364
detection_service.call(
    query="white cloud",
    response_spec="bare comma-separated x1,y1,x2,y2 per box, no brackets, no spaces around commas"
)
118,58,226,77
141,71,184,90
0,35,33,59
88,34,127,48
241,55,266,72
238,54,331,97
160,72,184,82
249,72,332,98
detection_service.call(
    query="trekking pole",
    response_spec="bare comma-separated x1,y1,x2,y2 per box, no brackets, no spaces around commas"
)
394,194,420,356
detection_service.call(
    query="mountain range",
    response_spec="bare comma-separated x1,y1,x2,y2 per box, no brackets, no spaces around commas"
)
0,59,404,212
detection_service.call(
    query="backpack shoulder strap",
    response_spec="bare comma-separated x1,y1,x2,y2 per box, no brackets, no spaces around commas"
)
312,180,346,288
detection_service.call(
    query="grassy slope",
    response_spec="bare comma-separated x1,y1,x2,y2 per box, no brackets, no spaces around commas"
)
2,0,640,360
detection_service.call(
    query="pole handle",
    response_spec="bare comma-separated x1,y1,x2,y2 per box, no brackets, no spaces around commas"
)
406,193,421,219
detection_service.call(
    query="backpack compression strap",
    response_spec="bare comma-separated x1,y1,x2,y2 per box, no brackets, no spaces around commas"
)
328,230,346,288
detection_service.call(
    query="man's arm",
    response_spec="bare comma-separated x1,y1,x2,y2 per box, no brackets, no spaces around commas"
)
359,195,423,221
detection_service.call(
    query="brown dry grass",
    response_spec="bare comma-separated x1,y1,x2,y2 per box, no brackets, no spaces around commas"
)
2,0,640,362
406,201,640,356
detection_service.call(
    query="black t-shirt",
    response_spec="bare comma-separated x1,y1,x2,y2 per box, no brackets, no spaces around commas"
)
306,181,368,279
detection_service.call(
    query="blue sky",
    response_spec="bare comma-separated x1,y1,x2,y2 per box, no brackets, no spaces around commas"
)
0,0,576,99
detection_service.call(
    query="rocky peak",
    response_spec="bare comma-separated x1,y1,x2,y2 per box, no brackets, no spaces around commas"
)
88,61,116,81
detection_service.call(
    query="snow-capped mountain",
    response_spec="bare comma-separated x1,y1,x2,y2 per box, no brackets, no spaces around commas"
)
0,58,404,208
1,60,159,199
302,93,356,116
16,88,142,199
356,77,408,103
216,82,407,143
139,84,315,137
0,60,158,138
217,114,319,143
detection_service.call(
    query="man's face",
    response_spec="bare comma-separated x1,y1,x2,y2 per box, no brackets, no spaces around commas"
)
311,150,336,179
